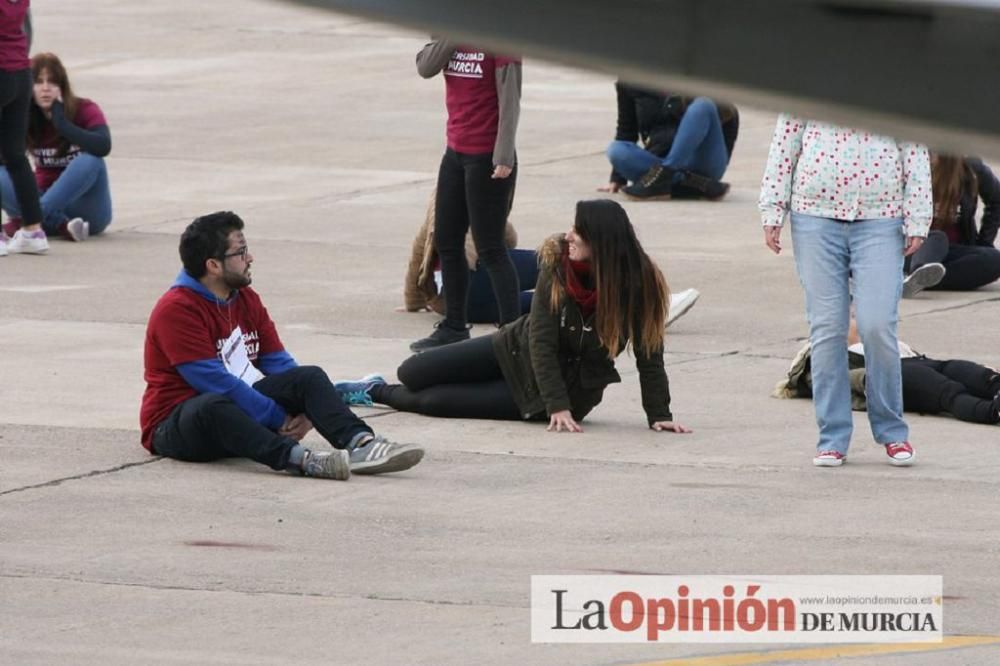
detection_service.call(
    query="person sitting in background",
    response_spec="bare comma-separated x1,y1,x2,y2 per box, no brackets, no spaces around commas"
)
400,189,536,324
1,53,112,242
902,154,1000,297
775,318,1000,426
601,81,739,201
400,190,702,328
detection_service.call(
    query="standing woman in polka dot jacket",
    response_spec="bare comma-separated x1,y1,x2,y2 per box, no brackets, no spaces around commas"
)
758,115,932,468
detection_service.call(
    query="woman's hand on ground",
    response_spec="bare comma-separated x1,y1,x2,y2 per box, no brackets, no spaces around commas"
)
492,164,513,179
651,420,693,433
764,225,782,254
597,182,622,193
547,410,583,433
904,236,924,257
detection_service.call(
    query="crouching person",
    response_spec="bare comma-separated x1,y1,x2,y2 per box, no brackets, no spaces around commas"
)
139,211,424,479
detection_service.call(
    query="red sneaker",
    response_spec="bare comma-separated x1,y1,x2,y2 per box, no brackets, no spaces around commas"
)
2,217,21,238
885,441,916,466
813,450,847,467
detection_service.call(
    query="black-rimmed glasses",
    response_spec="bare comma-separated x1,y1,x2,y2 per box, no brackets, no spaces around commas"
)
221,246,249,261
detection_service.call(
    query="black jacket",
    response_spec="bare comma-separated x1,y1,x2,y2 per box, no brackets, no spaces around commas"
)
492,235,673,426
952,158,1000,247
610,82,739,185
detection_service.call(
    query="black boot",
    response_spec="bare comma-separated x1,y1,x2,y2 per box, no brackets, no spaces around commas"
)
674,170,730,200
623,165,675,200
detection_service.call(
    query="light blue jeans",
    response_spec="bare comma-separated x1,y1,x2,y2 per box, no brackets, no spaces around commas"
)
0,153,113,235
606,96,730,182
790,212,908,455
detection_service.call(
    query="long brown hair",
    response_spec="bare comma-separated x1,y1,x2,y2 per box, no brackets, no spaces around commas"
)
550,199,669,357
27,53,80,155
931,154,976,229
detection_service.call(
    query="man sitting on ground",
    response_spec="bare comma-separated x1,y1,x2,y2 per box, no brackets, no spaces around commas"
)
139,211,424,480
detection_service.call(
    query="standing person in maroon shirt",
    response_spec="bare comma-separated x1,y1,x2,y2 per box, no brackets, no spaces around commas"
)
410,40,521,352
0,0,45,256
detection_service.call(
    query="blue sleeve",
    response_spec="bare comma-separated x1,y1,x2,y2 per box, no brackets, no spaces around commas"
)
258,350,298,375
177,359,287,430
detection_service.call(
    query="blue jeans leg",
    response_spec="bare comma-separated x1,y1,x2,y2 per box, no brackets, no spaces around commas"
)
0,166,21,219
661,97,729,180
606,140,661,183
39,154,113,235
790,213,854,455
849,217,908,444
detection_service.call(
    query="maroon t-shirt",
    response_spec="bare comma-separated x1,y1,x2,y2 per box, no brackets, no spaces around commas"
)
139,285,285,451
444,46,518,155
31,98,107,191
0,0,28,72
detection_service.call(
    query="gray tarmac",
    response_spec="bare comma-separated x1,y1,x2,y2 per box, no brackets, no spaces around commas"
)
1,1,998,664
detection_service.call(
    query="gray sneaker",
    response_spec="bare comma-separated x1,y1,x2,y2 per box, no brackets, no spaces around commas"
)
349,435,424,475
902,263,945,298
301,448,351,480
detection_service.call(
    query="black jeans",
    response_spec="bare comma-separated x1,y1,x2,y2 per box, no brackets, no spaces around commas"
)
375,334,524,420
902,357,1000,424
435,148,520,329
0,69,42,226
152,366,374,470
909,230,1000,290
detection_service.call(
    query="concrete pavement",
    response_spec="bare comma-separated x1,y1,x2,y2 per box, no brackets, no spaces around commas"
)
1,1,998,664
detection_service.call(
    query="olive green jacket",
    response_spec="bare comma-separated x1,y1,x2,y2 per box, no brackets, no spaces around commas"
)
772,342,868,410
492,235,673,425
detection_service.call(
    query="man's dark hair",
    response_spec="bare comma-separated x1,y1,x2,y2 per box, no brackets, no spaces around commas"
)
179,211,245,278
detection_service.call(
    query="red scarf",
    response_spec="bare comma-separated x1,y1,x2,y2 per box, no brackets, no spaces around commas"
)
562,255,598,318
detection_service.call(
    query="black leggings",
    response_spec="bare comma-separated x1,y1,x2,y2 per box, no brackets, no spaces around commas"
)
373,334,525,420
909,230,1000,290
435,148,520,328
0,68,42,226
902,357,1000,424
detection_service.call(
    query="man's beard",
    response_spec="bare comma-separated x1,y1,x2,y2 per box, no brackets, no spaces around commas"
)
222,268,251,291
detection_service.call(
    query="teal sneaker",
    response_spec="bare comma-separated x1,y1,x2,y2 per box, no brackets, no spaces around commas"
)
334,374,386,406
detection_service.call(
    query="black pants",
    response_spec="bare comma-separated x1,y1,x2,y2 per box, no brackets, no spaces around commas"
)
466,248,539,323
435,148,520,328
902,357,1000,424
374,334,524,420
0,69,42,226
909,230,1000,290
152,366,374,470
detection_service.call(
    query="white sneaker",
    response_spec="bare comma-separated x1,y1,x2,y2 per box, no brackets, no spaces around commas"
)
0,234,8,257
8,228,49,254
667,288,700,328
66,218,90,242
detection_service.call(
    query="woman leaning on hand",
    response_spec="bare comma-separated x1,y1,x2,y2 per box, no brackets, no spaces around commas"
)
336,199,692,435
